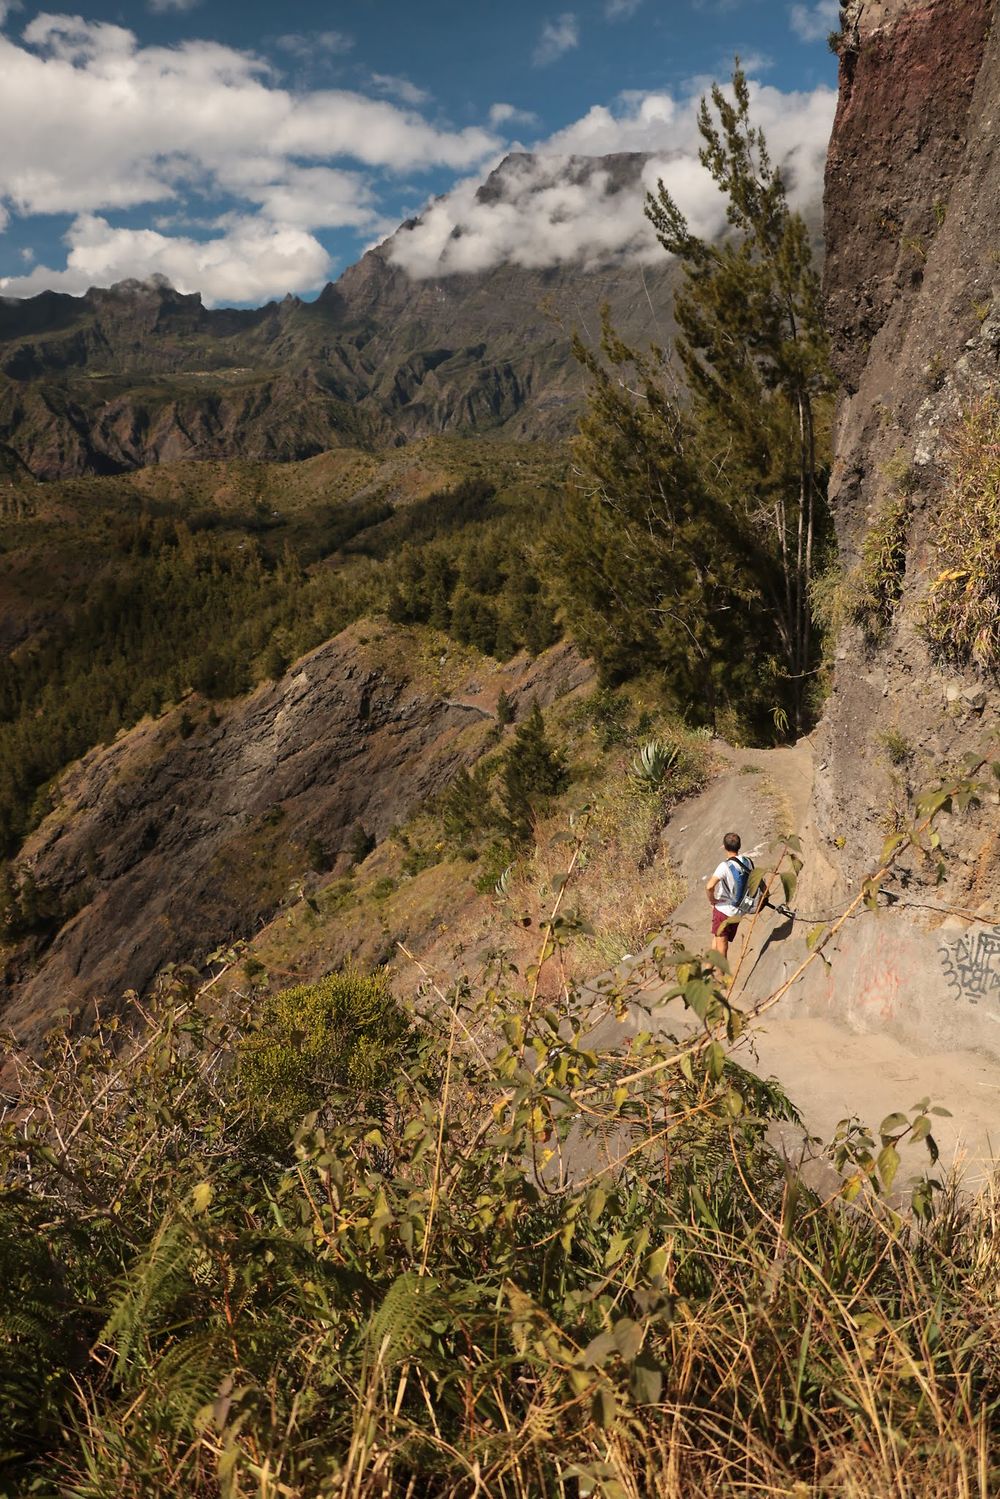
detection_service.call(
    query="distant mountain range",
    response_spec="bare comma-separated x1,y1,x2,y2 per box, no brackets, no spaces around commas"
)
0,153,680,480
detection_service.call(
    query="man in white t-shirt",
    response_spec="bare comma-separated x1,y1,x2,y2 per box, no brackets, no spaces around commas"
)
706,831,752,963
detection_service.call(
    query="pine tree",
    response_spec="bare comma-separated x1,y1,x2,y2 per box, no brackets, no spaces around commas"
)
555,63,832,736
499,703,568,844
441,763,497,849
556,323,765,724
645,63,833,726
496,689,514,728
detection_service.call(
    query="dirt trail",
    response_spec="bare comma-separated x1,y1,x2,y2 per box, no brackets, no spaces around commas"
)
586,739,1000,1188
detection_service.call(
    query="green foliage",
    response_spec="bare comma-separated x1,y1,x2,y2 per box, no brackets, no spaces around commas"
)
236,966,410,1137
440,702,573,856
848,490,912,644
0,457,564,860
921,397,1000,672
496,687,514,727
630,737,681,792
383,480,559,660
305,834,331,872
348,822,376,868
0,776,995,1498
499,701,569,844
878,727,912,767
0,862,70,941
583,686,631,749
556,63,833,738
441,760,498,850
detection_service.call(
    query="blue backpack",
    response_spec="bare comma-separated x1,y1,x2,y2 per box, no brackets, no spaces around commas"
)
727,856,761,916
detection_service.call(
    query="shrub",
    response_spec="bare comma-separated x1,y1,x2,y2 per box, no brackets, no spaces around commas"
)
879,727,912,766
922,397,1000,672
499,702,568,844
441,762,498,851
496,687,514,727
630,737,680,792
583,685,631,748
304,834,331,872
849,490,912,644
348,822,376,867
236,966,409,1135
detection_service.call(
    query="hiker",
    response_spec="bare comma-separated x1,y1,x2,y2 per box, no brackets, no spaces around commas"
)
707,832,754,962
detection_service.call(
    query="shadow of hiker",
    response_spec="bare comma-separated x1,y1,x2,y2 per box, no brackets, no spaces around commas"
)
738,908,796,994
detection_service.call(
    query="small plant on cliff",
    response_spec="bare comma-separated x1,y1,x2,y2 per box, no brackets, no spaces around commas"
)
499,701,569,843
849,490,912,644
922,396,1000,673
630,737,680,793
878,726,912,767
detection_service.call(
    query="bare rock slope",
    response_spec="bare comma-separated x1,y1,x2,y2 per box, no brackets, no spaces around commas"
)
1,630,590,1047
748,0,1000,1059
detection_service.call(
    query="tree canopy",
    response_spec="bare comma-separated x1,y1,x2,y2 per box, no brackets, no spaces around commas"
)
554,64,833,739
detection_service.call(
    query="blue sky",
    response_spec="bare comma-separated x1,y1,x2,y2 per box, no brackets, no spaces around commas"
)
0,0,839,304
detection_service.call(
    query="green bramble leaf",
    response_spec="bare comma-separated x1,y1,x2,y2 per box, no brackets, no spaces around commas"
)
630,1356,663,1406
591,1384,617,1430
877,1143,900,1193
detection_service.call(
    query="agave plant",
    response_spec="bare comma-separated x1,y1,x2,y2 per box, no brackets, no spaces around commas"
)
631,738,680,792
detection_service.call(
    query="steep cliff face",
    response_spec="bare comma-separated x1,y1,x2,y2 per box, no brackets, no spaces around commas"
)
790,0,1000,1048
1,628,590,1048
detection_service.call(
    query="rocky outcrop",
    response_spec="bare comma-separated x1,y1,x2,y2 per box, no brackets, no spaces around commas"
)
0,630,591,1047
784,0,1000,1054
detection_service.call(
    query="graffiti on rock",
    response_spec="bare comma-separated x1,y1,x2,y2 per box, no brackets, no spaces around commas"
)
939,926,1000,1003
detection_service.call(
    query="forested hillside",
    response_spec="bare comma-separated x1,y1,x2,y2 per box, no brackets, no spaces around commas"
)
0,439,564,859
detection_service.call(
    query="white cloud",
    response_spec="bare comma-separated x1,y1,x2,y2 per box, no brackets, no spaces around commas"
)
148,0,202,12
390,76,836,281
532,13,579,67
790,0,840,43
489,102,539,129
0,14,834,308
605,0,643,18
0,213,331,303
19,245,34,261
0,14,500,302
0,1,19,30
543,90,679,154
369,72,431,107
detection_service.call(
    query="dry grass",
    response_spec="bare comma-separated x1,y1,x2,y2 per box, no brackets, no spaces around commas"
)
3,760,999,1499
527,775,687,968
922,396,1000,673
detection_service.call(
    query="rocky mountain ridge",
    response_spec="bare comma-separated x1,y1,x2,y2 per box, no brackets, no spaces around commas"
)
0,152,678,480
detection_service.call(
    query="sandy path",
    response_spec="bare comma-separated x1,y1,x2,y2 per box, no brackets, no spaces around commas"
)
585,739,1000,1187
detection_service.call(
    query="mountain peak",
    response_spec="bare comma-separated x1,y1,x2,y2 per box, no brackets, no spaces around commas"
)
475,149,656,207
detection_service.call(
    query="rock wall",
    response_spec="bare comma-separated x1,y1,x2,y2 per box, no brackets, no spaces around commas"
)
775,0,1000,1057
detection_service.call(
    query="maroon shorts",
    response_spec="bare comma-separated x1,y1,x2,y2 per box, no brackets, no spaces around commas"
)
712,908,739,941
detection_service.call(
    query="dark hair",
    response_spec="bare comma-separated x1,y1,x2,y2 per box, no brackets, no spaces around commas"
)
723,832,741,853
